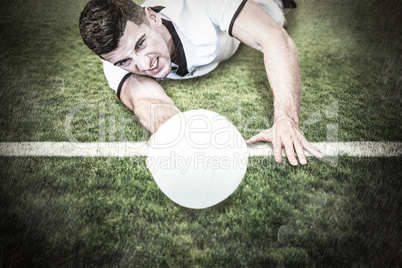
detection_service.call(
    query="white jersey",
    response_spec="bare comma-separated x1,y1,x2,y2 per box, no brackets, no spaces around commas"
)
102,0,285,97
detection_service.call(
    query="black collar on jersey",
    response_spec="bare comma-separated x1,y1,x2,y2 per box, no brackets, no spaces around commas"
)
150,6,189,77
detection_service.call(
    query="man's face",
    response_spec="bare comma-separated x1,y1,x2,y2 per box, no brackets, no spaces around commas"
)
101,17,172,79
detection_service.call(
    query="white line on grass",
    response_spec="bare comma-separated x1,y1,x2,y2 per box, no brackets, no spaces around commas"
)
0,142,401,157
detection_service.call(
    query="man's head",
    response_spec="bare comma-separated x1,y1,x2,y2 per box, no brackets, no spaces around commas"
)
79,0,147,55
80,0,173,78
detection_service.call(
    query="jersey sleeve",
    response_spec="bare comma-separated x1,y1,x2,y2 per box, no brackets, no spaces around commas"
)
102,59,131,98
206,0,247,36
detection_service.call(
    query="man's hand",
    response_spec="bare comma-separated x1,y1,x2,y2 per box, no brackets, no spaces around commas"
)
246,116,322,166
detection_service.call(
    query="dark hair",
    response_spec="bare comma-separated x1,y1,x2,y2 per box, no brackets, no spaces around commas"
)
79,0,147,55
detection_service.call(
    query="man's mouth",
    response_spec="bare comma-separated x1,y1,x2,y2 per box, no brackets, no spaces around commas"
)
150,58,158,70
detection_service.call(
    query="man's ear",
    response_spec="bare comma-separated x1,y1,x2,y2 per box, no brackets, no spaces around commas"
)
144,7,162,27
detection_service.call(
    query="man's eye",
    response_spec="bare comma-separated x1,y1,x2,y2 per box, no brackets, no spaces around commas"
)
120,59,131,67
136,39,145,50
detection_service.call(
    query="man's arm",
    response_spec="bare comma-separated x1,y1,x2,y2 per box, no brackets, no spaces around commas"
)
231,0,321,165
120,74,180,134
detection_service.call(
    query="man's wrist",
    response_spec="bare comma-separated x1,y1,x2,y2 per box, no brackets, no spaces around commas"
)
274,111,299,125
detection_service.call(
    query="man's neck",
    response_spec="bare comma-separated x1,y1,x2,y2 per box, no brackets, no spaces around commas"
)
160,22,179,65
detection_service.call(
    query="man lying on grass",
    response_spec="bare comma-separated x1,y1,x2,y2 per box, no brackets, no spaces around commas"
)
79,0,321,165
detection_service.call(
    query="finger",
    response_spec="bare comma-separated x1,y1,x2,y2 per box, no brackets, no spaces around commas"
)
273,142,283,163
246,130,272,145
300,136,322,158
283,139,298,166
246,133,264,145
294,139,307,165
271,130,283,163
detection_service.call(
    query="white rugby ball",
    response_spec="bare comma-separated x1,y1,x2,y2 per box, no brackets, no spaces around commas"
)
147,109,249,209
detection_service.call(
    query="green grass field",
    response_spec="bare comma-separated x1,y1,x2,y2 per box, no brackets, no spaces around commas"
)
1,0,401,267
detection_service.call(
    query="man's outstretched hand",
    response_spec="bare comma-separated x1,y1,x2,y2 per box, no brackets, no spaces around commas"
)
246,116,322,165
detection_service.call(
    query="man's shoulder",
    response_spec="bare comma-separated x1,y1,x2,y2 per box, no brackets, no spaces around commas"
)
141,0,182,8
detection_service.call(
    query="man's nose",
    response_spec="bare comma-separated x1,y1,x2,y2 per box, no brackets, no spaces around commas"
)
133,54,151,71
